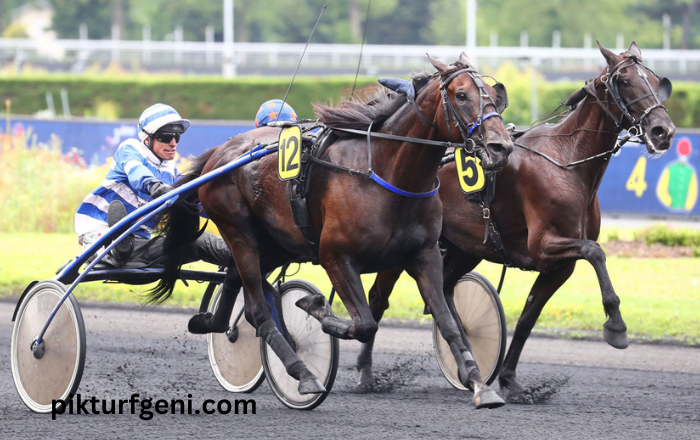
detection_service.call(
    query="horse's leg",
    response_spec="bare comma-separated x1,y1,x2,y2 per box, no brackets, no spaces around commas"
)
498,263,575,397
188,268,242,334
582,240,628,348
356,268,402,389
356,245,483,389
296,253,377,343
441,243,482,349
405,243,504,409
222,229,324,395
536,236,628,348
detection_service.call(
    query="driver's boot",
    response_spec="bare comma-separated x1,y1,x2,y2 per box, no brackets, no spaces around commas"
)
107,200,134,266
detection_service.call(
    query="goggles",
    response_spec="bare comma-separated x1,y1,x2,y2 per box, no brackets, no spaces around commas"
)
153,132,181,144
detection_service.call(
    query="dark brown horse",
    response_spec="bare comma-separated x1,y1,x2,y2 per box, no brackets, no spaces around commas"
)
360,42,676,399
152,53,514,408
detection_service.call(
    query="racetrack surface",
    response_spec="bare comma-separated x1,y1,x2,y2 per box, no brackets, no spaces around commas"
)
1,301,699,439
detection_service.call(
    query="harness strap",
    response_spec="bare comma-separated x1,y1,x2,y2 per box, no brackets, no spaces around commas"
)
308,155,370,176
584,80,623,127
512,137,628,169
408,95,441,132
496,265,507,294
329,126,458,148
370,173,440,198
308,155,440,198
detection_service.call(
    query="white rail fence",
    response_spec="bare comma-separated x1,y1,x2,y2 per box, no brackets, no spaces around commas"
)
2,37,699,76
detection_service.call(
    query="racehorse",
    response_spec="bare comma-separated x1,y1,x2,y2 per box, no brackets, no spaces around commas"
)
359,42,676,399
151,53,514,408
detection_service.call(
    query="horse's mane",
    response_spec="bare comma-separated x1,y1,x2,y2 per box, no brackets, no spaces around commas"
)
312,87,404,132
313,70,442,134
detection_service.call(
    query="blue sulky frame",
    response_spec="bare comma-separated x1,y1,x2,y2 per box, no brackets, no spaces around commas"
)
14,142,280,355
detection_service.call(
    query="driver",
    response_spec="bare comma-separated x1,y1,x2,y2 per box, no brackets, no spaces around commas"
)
74,103,231,268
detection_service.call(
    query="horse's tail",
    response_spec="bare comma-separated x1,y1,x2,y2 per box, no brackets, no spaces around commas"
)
148,148,218,304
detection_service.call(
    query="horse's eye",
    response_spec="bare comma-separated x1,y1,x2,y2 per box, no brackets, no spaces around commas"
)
620,79,631,87
455,91,467,101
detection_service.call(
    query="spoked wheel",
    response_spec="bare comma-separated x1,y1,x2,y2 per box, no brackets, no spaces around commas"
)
261,279,339,410
11,280,86,413
433,272,507,388
207,286,265,393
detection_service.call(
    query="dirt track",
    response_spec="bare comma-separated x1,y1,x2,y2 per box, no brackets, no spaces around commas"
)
2,301,699,439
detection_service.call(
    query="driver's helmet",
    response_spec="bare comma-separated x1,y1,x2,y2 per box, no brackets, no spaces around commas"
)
255,99,298,128
138,103,191,142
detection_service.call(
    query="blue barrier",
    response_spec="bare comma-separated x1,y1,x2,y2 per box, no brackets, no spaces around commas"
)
2,116,699,218
598,135,699,218
3,116,252,167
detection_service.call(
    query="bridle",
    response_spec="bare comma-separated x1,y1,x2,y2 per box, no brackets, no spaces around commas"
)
404,67,506,154
586,54,672,150
436,67,505,154
514,54,673,169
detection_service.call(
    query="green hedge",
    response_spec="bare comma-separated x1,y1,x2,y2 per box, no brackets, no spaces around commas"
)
0,75,377,122
1,74,698,127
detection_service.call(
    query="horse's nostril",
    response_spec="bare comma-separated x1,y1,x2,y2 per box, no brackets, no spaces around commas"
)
650,126,667,140
487,142,508,156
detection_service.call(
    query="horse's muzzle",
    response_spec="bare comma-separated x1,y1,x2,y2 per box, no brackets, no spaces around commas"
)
645,123,676,153
481,141,514,171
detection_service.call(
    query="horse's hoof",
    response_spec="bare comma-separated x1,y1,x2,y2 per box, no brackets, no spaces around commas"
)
357,368,374,392
298,376,327,395
474,389,505,409
188,312,228,334
604,327,629,349
295,293,331,320
188,312,212,334
321,315,353,340
227,325,239,343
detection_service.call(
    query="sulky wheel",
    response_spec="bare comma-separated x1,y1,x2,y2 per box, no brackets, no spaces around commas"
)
260,279,338,410
207,286,265,393
433,272,507,388
11,280,86,413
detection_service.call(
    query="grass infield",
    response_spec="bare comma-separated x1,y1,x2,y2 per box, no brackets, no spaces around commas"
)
1,232,698,343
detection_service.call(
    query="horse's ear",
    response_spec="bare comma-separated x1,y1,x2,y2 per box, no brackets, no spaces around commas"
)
627,41,642,61
596,40,619,69
427,53,449,74
458,52,472,67
412,75,430,95
658,77,673,101
493,83,508,113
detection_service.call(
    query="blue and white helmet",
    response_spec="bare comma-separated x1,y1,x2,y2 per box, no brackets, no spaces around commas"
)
138,103,191,141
